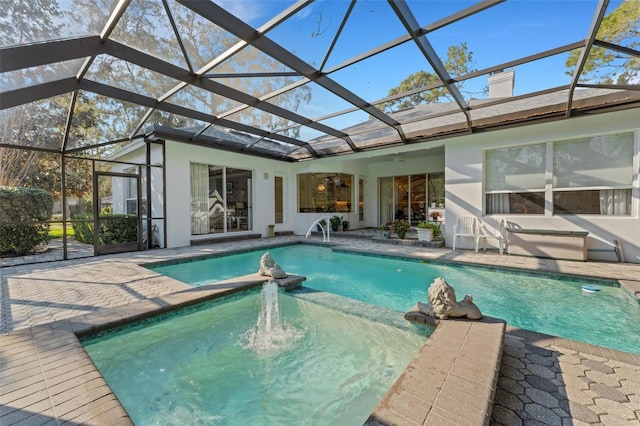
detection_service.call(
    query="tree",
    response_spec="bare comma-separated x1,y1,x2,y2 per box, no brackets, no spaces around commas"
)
70,0,312,139
0,93,98,215
565,0,639,84
0,99,65,188
0,0,63,46
382,43,478,113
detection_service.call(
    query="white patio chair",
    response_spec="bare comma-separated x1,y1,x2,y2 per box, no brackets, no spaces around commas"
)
477,217,508,255
452,216,480,252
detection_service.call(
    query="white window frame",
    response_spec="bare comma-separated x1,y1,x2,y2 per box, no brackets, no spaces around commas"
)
484,131,637,217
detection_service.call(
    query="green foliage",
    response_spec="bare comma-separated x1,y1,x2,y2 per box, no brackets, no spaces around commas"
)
0,225,50,255
99,215,138,245
0,186,53,255
68,0,312,139
565,0,639,84
330,215,343,230
417,221,441,239
382,43,477,113
72,213,138,245
391,219,411,239
71,214,94,244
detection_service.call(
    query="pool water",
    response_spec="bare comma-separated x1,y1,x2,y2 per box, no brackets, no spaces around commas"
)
151,245,640,354
82,289,426,425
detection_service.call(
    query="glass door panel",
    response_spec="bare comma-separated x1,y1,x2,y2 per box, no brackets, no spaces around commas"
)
395,176,409,221
95,172,140,255
379,177,393,225
410,174,427,225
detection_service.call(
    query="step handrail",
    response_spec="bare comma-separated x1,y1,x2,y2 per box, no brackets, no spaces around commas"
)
305,215,333,242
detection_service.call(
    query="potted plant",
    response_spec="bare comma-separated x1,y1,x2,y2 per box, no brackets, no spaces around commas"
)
342,220,349,231
379,223,391,238
392,219,410,239
330,215,342,232
416,221,440,242
316,218,327,232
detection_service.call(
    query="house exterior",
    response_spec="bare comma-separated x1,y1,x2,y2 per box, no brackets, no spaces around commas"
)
110,105,640,263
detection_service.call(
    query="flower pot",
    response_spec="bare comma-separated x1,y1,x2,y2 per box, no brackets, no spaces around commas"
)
397,231,407,239
381,230,391,238
417,228,433,242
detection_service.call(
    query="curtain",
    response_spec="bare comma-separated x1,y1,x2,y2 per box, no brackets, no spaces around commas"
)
599,189,630,216
487,193,510,214
190,163,209,234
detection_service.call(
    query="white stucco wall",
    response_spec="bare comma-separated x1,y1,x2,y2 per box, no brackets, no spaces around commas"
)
163,142,292,248
108,108,639,264
443,109,640,262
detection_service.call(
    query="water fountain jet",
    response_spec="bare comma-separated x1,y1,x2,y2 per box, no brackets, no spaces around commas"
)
240,280,301,355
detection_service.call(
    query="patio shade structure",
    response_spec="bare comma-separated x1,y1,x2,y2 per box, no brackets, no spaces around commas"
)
1,0,639,162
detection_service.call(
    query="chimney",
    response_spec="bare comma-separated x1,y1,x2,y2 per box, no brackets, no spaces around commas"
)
488,69,515,98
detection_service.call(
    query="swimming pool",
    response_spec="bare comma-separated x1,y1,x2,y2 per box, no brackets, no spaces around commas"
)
151,244,640,354
82,286,426,425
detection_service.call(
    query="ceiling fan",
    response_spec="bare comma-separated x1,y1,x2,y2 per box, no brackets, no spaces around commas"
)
392,154,406,163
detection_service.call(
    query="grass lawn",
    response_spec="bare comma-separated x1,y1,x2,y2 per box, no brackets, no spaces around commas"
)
48,223,75,239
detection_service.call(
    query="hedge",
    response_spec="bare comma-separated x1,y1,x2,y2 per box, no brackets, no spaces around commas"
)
72,213,138,245
0,186,53,255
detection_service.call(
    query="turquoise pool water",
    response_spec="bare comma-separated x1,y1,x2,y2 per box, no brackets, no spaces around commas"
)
151,244,640,354
82,289,425,425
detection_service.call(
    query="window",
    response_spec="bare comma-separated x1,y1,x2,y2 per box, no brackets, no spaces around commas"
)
275,176,284,224
484,132,634,216
123,167,145,216
427,173,444,207
358,178,365,222
297,173,353,213
190,163,252,235
485,144,546,215
552,133,633,215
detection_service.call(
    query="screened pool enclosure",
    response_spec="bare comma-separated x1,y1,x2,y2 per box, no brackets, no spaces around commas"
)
1,0,638,262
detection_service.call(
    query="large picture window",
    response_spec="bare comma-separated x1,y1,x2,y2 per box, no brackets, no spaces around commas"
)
485,132,634,216
298,173,353,213
552,133,633,215
190,163,252,235
485,144,546,215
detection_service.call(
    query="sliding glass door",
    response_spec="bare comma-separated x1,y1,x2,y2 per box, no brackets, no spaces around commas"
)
190,163,252,235
378,175,428,226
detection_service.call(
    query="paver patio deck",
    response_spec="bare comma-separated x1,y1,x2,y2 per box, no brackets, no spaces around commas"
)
1,234,639,425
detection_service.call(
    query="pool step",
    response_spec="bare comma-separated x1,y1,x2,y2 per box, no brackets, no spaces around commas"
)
287,287,433,336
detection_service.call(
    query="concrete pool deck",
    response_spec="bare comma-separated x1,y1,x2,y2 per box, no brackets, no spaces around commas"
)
1,235,639,425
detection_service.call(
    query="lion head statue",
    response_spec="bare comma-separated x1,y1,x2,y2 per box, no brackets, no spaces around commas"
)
427,277,458,319
258,252,276,276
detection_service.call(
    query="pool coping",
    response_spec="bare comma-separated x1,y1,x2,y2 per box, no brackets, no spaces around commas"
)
366,311,506,426
0,273,305,425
